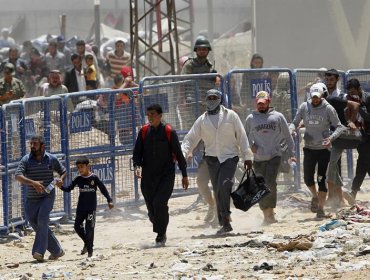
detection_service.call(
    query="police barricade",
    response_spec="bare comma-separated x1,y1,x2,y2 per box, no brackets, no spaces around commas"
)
225,68,301,192
138,73,222,195
21,96,67,219
343,69,370,184
293,69,353,187
0,107,6,233
293,68,346,106
0,102,25,233
62,88,138,217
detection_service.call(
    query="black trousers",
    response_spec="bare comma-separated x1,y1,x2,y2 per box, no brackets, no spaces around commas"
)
205,156,238,222
141,172,175,235
303,148,330,192
352,140,370,192
74,210,96,254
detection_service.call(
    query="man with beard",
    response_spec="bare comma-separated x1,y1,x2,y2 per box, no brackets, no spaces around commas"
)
289,84,344,218
324,69,341,97
182,89,253,235
245,91,295,225
15,135,67,262
40,70,68,97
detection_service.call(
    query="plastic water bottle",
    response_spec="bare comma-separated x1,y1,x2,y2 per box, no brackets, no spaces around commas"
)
45,179,56,194
290,161,297,170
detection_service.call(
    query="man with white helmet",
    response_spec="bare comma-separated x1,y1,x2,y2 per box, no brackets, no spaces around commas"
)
182,89,253,234
289,83,344,218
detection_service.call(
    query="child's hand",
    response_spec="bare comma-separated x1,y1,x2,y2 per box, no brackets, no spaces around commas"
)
108,202,114,209
55,178,63,188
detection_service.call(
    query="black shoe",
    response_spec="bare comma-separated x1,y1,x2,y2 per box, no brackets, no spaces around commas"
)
81,245,88,255
155,234,167,247
87,250,93,258
216,223,233,235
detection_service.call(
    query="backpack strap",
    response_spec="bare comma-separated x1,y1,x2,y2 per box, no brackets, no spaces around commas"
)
164,124,172,142
165,124,177,162
141,124,150,140
142,123,172,142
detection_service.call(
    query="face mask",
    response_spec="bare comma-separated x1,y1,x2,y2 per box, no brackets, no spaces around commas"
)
206,97,221,112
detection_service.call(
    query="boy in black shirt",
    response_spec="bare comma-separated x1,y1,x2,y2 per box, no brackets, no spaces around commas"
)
59,156,114,257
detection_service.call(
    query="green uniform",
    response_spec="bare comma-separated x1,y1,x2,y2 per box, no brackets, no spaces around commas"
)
0,77,26,106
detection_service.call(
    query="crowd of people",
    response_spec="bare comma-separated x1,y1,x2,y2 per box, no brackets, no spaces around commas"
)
5,33,370,263
0,31,134,106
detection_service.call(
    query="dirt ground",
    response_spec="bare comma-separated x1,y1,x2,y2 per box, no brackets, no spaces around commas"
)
1,185,370,280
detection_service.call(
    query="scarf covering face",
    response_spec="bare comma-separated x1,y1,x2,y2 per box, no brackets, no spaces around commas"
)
206,89,222,114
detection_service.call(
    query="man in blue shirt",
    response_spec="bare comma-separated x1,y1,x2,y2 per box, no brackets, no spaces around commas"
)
15,135,67,262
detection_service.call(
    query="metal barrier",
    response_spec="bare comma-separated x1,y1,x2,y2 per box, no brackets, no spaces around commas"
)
2,68,369,234
225,68,301,191
138,73,223,194
293,68,346,106
61,88,139,218
139,73,223,131
0,102,24,233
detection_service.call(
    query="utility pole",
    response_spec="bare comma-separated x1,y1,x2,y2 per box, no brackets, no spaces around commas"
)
60,14,66,38
207,0,214,62
94,0,101,47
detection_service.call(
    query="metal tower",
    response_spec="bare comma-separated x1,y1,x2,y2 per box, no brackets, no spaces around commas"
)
129,0,194,80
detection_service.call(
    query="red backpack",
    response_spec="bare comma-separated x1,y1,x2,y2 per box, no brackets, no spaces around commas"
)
141,123,176,161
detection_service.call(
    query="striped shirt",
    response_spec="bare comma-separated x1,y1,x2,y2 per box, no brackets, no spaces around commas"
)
15,152,66,200
106,50,131,78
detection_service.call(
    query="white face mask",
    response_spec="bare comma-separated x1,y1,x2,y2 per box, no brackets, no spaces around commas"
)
206,97,221,112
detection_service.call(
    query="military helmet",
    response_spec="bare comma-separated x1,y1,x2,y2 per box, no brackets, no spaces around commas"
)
3,62,15,75
193,37,212,51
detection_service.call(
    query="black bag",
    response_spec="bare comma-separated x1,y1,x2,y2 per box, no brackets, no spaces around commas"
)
279,139,290,173
332,128,363,149
231,169,270,212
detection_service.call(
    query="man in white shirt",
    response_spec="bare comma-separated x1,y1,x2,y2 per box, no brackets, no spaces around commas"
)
182,89,253,235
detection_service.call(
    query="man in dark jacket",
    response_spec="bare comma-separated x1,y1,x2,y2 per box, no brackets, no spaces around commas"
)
132,104,189,247
343,79,370,204
64,53,86,107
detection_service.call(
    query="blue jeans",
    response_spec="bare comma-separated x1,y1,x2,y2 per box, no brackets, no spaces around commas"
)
25,191,63,256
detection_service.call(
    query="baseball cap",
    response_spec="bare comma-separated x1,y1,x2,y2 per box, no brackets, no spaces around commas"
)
120,66,133,78
206,89,222,99
4,62,15,75
310,84,324,98
255,91,270,104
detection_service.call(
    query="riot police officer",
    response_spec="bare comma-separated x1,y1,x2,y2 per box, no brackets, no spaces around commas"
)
0,63,26,106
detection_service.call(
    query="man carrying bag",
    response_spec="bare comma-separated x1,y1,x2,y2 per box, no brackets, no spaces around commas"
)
245,91,295,225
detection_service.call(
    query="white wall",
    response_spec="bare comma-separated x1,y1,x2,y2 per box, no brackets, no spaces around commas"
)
255,0,370,69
